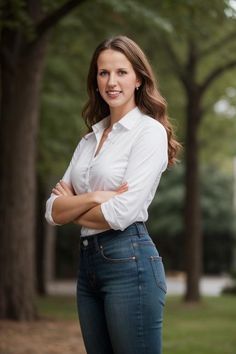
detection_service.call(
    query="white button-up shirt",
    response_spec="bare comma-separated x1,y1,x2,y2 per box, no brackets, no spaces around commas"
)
45,106,168,236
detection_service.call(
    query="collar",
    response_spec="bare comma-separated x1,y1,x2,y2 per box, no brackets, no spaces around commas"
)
92,106,142,133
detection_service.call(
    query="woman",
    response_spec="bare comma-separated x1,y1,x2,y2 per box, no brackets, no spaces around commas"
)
45,35,180,354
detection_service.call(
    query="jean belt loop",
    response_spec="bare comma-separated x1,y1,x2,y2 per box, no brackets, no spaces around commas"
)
143,222,149,234
134,222,142,238
94,235,100,252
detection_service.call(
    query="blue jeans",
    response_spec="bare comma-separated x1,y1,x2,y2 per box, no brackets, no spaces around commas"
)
77,222,167,354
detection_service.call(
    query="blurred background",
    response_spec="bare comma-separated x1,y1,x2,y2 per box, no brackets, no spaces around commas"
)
1,0,236,353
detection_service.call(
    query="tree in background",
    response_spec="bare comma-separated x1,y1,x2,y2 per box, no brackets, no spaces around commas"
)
39,0,236,303
148,164,234,274
158,0,236,301
0,0,85,320
121,0,236,301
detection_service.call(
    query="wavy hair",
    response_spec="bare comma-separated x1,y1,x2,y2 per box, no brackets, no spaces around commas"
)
82,35,181,166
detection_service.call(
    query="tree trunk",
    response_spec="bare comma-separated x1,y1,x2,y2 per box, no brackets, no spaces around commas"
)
0,32,48,319
36,177,47,295
184,93,203,302
36,178,56,295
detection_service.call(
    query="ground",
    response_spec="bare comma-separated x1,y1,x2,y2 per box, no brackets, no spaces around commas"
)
1,294,236,354
0,320,86,354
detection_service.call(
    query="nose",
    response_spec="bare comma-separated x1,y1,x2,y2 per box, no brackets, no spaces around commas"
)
107,73,117,87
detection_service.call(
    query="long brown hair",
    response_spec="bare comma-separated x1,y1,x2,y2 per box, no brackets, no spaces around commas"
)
82,35,181,166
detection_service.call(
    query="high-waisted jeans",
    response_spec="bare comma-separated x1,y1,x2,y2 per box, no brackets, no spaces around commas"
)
77,222,167,354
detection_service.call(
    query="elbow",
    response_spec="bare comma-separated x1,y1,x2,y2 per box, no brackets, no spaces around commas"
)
51,208,65,225
45,209,61,226
100,203,135,231
45,197,62,226
51,209,60,225
118,214,137,231
45,211,57,226
107,217,135,231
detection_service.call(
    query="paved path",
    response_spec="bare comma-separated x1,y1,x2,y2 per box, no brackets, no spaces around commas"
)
47,274,233,297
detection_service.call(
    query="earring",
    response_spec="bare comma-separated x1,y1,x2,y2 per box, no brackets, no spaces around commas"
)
96,88,99,92
136,86,140,90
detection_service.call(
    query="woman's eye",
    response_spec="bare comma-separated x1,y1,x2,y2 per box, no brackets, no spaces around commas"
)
118,70,127,76
99,71,108,76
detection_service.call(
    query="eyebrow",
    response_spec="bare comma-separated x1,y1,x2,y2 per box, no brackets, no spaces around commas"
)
98,68,129,70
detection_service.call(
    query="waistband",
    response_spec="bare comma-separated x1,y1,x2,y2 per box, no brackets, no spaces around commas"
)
80,222,148,248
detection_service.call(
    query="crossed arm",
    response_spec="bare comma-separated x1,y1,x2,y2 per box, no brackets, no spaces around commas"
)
50,180,128,229
75,204,109,230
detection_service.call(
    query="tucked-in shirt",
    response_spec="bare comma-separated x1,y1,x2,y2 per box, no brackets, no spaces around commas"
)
45,106,168,237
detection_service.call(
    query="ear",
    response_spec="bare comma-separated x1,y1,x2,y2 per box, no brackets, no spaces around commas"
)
136,78,142,88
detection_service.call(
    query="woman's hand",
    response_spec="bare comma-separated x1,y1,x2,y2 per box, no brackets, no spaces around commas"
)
73,182,128,227
52,180,75,197
93,182,128,204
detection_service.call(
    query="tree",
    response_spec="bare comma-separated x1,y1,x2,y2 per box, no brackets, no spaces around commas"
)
148,164,234,274
103,0,236,301
0,0,85,320
158,1,236,301
37,0,236,303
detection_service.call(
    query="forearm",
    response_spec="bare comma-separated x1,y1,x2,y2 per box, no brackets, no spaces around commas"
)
75,205,111,230
52,192,98,225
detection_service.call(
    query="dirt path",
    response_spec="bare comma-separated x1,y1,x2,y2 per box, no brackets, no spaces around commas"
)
0,320,86,354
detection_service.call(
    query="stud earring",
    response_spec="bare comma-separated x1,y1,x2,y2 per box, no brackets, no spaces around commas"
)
136,86,139,90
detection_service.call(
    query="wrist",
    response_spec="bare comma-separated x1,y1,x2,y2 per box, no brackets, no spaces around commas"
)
88,191,100,205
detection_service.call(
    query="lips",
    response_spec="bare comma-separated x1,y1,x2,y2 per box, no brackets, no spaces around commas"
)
106,90,122,98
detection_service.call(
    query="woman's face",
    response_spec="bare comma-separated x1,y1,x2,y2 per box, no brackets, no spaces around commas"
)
97,49,140,114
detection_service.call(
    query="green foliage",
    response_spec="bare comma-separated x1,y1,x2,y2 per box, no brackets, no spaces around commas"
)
149,163,234,236
201,165,234,234
38,0,236,184
147,163,234,272
200,83,236,171
0,0,34,37
37,0,236,273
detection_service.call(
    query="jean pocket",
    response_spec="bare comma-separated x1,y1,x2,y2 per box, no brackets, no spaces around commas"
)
99,242,136,263
149,256,167,294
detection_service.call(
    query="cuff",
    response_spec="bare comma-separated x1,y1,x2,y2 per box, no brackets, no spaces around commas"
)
45,194,62,226
100,201,123,231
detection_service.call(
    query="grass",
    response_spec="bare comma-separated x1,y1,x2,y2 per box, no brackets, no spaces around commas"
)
37,295,236,354
37,295,78,320
163,295,236,354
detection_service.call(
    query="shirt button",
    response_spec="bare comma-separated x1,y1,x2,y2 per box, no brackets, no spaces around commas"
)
82,239,88,246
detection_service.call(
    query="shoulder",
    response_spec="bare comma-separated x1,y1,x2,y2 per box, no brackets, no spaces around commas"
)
81,131,94,140
139,114,167,141
72,131,94,155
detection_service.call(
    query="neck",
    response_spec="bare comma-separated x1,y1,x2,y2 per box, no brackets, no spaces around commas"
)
109,103,136,128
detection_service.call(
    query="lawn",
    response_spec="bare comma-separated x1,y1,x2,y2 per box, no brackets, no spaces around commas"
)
0,295,235,354
163,296,236,354
37,294,236,354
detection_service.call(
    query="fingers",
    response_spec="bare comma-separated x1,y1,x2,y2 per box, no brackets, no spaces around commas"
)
60,180,74,195
116,182,128,194
52,180,72,196
52,183,66,196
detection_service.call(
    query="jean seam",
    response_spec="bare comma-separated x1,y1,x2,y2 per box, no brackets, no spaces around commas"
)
133,243,148,354
149,257,167,294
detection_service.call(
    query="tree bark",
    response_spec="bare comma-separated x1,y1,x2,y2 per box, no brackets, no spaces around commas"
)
184,90,203,302
0,30,48,319
0,0,84,321
36,178,56,295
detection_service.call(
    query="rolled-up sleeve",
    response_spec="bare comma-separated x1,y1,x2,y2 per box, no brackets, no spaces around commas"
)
100,123,168,230
45,141,81,226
